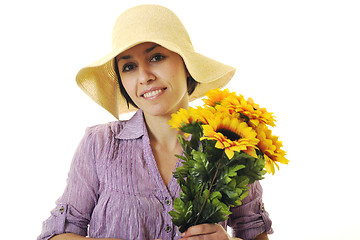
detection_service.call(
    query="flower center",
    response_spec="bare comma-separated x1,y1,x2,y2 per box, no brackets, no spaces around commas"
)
217,128,241,141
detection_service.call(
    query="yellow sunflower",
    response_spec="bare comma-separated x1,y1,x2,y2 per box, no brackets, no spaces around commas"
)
168,108,192,130
201,114,259,159
202,88,237,107
221,94,276,127
168,107,215,130
255,124,289,175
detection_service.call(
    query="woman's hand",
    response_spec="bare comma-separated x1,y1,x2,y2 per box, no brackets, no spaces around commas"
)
179,223,242,240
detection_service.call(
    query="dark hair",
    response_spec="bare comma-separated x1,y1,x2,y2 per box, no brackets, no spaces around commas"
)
114,58,199,109
114,58,138,109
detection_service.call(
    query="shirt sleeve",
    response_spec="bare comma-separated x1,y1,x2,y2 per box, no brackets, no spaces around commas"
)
38,127,100,240
227,181,273,240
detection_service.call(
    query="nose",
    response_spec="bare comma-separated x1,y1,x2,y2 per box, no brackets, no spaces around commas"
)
138,64,155,85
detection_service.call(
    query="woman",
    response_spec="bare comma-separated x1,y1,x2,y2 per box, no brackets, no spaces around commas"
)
38,5,272,240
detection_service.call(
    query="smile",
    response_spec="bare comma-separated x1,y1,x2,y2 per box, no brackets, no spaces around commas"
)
142,88,166,98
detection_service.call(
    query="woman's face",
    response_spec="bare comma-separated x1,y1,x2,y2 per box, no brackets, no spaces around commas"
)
116,42,189,117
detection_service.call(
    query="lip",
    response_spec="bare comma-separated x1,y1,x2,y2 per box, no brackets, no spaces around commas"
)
140,87,167,98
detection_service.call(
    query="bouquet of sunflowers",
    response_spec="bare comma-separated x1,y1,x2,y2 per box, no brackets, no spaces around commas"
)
168,88,289,233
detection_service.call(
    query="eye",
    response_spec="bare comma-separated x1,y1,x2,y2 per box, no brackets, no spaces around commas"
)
122,63,136,72
150,53,166,62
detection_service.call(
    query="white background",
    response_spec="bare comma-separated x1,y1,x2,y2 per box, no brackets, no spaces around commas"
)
1,0,359,239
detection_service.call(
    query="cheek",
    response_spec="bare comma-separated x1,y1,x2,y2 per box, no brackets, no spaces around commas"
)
176,69,189,91
120,76,136,96
167,63,188,88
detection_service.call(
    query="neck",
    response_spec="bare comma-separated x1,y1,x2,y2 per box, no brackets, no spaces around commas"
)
144,112,182,149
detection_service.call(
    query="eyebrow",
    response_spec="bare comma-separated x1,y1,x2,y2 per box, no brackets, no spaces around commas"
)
117,44,159,62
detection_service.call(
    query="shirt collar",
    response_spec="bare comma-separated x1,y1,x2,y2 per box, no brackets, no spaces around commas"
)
115,109,146,140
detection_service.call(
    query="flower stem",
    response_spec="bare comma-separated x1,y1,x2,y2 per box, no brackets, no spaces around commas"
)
199,183,205,196
194,162,221,225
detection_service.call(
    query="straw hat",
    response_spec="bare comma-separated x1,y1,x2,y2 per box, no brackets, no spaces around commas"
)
76,4,236,119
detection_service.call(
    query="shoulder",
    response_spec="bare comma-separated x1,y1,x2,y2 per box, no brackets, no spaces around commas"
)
85,120,128,143
78,120,130,165
80,110,145,156
85,110,144,141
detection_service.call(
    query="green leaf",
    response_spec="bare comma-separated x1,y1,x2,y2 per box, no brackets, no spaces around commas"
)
197,196,231,224
188,150,212,184
230,150,266,184
209,191,222,201
175,154,187,161
169,198,196,232
202,139,224,163
172,162,189,180
177,135,193,157
180,122,203,135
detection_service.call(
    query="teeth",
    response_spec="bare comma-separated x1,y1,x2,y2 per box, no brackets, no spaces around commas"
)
143,89,163,98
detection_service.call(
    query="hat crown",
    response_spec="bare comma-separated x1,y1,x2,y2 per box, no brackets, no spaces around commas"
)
111,5,194,53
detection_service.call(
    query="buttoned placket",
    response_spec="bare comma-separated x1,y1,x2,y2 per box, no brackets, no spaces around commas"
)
140,110,185,239
142,129,178,238
163,196,174,235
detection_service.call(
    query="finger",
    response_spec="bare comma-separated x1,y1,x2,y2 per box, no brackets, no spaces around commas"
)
181,223,218,237
180,231,221,240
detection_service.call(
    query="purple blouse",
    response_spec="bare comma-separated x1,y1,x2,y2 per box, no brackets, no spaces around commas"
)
38,110,272,240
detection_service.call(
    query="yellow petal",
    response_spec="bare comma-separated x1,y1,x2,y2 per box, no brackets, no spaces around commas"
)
215,141,225,149
244,148,258,158
225,148,234,159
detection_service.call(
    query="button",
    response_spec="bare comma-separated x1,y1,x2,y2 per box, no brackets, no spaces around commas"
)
261,203,265,212
165,225,172,233
59,206,65,214
165,198,172,206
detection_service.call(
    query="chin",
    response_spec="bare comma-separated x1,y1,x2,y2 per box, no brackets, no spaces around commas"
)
144,109,170,118
142,104,180,118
